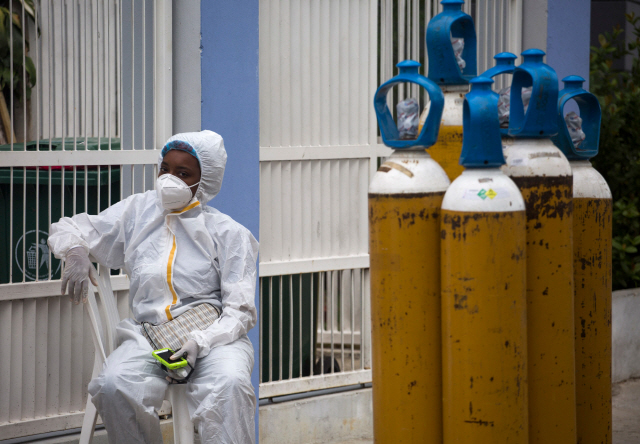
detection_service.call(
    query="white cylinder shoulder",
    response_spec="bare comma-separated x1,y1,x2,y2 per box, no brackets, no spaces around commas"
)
440,86,467,127
422,85,467,128
442,168,526,213
571,160,612,199
369,150,450,195
501,137,572,178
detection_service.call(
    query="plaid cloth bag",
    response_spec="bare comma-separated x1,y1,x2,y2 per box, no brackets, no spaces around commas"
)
141,303,221,351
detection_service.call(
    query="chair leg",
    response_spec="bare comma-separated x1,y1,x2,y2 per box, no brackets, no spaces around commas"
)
79,394,99,444
167,384,195,444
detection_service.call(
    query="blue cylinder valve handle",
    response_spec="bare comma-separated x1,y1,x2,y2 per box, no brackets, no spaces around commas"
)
551,75,600,160
508,48,558,137
459,77,506,167
427,0,477,85
373,60,444,149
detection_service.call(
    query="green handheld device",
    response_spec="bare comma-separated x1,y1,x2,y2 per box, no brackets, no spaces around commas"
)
152,348,188,370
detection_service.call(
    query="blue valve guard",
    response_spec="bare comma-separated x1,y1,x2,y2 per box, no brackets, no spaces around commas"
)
550,75,601,160
481,52,518,136
481,52,517,80
373,60,445,149
427,0,477,85
508,49,559,138
460,76,505,168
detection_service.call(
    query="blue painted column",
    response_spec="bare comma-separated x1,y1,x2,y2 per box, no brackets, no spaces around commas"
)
200,0,260,440
546,0,591,90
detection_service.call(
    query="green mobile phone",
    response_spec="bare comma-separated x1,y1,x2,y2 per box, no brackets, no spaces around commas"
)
152,348,188,370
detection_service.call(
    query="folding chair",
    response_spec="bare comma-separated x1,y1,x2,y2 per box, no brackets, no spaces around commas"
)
79,263,195,444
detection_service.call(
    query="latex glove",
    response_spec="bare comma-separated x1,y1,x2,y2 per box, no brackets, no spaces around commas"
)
61,247,98,305
166,339,199,383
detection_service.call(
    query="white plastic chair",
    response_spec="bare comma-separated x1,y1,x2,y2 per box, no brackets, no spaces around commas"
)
79,263,195,444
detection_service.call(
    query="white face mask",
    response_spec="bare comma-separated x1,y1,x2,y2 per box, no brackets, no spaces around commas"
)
156,174,200,210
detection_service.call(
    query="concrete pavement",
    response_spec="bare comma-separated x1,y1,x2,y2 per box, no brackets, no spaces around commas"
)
12,379,640,443
613,378,640,444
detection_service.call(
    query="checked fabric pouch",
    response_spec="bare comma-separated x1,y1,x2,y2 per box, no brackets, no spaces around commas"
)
141,303,221,351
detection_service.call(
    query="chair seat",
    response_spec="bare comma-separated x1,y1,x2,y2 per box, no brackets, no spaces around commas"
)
79,264,195,444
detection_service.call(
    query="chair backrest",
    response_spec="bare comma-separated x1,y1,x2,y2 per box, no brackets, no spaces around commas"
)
86,264,123,362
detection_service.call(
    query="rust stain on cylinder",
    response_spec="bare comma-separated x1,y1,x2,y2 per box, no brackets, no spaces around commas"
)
574,197,612,444
511,174,577,444
441,210,528,444
369,191,444,444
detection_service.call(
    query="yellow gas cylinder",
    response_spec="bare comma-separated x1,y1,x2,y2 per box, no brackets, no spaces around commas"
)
552,76,613,444
571,161,612,444
441,77,528,444
420,0,477,182
502,49,576,444
371,60,448,443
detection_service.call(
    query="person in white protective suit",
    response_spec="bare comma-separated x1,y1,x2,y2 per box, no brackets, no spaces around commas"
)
47,130,258,444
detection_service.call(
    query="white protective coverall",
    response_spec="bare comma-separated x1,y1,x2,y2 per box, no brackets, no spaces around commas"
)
48,130,258,444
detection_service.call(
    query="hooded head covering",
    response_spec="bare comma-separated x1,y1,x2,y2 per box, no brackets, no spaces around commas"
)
159,130,227,204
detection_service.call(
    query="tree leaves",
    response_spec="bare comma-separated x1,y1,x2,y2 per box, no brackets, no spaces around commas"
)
591,16,640,289
0,2,36,104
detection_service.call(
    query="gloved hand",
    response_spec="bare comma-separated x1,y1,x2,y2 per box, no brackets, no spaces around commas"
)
61,247,98,305
166,339,199,383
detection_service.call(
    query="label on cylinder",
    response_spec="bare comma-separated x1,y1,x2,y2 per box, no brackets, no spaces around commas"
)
462,187,511,201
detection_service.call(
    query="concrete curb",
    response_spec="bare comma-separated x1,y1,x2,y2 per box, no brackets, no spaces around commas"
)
5,419,183,444
259,388,373,444
613,288,640,383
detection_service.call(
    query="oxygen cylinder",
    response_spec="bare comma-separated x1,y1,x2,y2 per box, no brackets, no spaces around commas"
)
551,75,612,444
441,77,528,444
370,60,448,444
502,49,577,444
419,0,477,182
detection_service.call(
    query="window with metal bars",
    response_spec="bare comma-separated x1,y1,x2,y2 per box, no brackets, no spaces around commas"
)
0,1,170,438
0,0,161,286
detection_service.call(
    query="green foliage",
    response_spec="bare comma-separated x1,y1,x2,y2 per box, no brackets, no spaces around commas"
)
0,0,36,104
590,13,640,289
611,198,640,288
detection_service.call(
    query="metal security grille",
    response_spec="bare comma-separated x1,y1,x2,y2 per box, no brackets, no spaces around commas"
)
259,270,372,398
259,0,522,399
0,0,171,439
258,0,381,399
